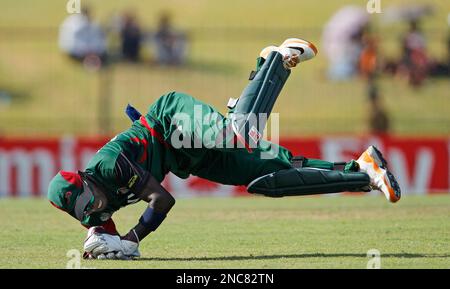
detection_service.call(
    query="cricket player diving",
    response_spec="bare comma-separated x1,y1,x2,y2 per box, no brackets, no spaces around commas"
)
47,38,401,260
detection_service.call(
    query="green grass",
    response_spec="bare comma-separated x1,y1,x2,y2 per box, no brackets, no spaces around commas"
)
0,195,449,268
0,0,449,136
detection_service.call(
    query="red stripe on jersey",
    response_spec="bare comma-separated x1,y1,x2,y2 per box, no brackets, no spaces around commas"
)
130,137,149,163
139,116,170,148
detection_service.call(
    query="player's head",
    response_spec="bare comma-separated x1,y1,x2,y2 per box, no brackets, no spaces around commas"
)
47,171,105,221
48,171,83,212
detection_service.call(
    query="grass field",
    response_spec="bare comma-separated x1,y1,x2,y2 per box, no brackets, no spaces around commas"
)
1,0,449,136
0,195,449,269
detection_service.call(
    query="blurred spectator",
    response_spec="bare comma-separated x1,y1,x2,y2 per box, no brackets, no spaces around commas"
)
359,31,379,79
0,91,12,107
120,11,142,62
401,20,429,86
367,84,390,134
322,6,370,80
429,15,450,78
59,7,107,68
382,5,438,86
153,12,187,65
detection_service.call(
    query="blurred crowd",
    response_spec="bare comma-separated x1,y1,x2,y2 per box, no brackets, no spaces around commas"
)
58,7,188,69
56,4,448,136
322,5,449,85
322,5,449,135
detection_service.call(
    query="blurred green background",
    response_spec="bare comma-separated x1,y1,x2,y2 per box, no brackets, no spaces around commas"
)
0,0,449,137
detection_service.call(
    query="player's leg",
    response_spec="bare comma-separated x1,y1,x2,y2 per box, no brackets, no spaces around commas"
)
245,145,400,203
128,38,317,151
130,95,353,172
227,38,318,149
191,139,370,195
128,93,366,191
192,141,401,203
145,38,318,151
143,91,355,182
190,140,293,186
128,95,400,202
291,155,360,172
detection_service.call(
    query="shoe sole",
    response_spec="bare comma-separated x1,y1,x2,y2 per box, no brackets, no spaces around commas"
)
280,38,318,56
371,146,401,202
260,38,318,63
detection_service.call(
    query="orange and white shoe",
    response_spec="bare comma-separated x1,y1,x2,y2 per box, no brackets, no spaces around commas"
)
260,38,318,69
357,146,401,203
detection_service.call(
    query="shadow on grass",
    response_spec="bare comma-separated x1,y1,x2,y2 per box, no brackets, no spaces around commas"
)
136,253,450,262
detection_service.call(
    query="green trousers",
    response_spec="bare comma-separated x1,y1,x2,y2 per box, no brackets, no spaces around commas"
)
147,92,358,186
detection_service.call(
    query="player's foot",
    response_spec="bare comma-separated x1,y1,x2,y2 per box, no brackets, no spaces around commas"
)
259,38,318,69
279,38,318,63
357,146,401,203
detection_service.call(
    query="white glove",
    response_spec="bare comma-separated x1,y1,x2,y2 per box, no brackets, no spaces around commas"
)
83,227,140,259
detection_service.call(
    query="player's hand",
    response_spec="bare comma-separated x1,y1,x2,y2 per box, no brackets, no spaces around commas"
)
83,226,140,260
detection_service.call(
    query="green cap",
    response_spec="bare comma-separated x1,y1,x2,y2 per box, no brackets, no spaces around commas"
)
47,171,83,212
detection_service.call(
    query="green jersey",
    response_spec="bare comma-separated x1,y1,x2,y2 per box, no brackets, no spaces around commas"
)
80,91,294,226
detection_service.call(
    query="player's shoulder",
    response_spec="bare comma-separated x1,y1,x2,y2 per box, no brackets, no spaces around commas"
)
85,145,121,176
